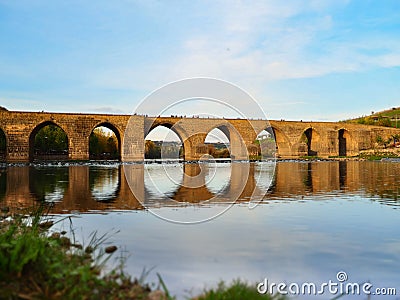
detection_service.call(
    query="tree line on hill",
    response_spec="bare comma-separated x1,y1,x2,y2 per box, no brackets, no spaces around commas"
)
347,107,400,128
356,116,392,127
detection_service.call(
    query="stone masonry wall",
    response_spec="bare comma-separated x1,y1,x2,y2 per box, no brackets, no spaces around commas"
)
1,110,400,162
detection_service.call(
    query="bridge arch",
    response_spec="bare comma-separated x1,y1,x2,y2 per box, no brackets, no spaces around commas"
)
145,123,184,159
206,125,231,140
89,122,122,160
203,122,247,160
302,127,321,156
29,121,69,161
0,127,7,162
256,126,291,158
203,125,231,158
338,128,353,156
146,121,187,140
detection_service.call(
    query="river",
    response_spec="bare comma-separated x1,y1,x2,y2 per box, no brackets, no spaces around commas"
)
0,161,399,299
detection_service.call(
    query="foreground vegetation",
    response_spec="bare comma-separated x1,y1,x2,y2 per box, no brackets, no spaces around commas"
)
195,281,285,300
0,207,281,300
0,207,158,299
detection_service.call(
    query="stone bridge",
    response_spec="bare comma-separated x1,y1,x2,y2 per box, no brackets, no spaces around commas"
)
1,109,400,162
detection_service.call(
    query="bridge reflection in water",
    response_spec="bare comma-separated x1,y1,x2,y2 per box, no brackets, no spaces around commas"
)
1,161,400,213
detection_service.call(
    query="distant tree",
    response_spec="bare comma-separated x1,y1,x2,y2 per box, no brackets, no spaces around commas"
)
34,125,68,154
300,132,309,144
386,137,393,148
106,137,117,155
160,142,181,158
217,148,230,158
376,135,384,146
360,117,375,125
206,144,230,158
89,128,119,159
257,137,276,158
208,144,216,155
89,132,100,156
376,117,392,127
375,135,392,149
145,140,161,159
357,117,366,125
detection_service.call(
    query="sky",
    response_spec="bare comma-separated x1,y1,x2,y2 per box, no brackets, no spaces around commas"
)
0,0,400,122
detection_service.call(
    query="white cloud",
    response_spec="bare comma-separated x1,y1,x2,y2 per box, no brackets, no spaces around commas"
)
18,0,395,118
90,106,125,114
162,0,400,87
78,0,400,107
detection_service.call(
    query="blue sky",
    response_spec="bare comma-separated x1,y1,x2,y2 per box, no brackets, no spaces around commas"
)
0,0,399,121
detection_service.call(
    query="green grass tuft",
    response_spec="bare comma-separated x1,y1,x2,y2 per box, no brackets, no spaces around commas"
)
0,205,155,299
195,280,286,300
358,151,400,161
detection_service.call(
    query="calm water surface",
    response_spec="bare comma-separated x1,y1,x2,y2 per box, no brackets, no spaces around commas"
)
1,161,399,299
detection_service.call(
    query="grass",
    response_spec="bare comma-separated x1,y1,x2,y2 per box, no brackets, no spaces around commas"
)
194,280,286,300
343,106,400,128
371,107,400,118
299,156,323,160
0,205,155,299
358,151,400,161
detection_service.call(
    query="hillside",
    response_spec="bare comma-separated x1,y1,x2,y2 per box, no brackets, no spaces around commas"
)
344,106,400,128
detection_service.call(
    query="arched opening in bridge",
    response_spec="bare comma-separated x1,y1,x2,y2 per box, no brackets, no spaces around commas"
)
302,128,320,156
256,128,277,159
204,127,230,158
89,124,121,160
0,128,6,162
338,129,350,157
29,122,68,161
145,125,183,159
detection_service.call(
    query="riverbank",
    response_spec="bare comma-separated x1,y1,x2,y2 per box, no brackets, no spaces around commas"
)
0,207,162,299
